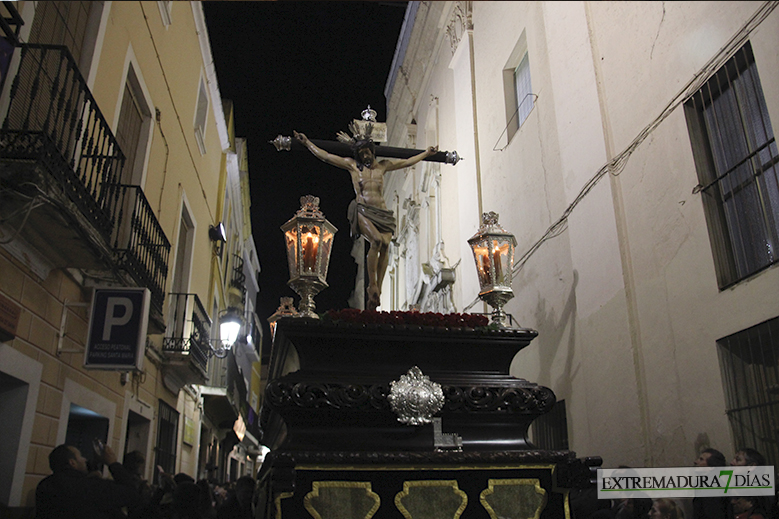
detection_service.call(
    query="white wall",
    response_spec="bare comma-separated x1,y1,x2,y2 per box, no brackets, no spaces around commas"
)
385,1,779,468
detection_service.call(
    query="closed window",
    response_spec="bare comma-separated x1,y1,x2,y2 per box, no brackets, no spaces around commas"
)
29,1,92,64
498,32,536,149
116,83,144,182
158,1,173,27
115,66,152,185
514,53,533,128
194,78,209,155
684,42,779,288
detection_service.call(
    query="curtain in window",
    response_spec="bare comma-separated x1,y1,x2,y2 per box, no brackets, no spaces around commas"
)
701,48,779,280
514,53,533,127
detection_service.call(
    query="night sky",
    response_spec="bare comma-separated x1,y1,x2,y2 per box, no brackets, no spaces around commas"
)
201,2,409,352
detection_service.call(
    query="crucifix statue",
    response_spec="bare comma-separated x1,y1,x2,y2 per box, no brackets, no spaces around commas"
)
271,106,460,311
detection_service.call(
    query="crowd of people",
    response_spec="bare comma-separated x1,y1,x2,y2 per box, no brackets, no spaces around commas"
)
573,447,777,519
34,441,776,519
35,444,256,518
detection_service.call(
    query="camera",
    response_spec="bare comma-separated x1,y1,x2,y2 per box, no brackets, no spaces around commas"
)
92,438,105,456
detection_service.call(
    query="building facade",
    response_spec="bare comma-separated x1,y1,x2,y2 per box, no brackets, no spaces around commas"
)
0,1,261,512
383,1,779,469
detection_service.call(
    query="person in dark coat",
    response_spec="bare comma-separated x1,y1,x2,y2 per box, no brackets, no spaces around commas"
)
35,443,140,519
692,447,729,519
216,476,254,519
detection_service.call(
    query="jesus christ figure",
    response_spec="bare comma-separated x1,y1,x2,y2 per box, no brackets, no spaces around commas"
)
294,130,437,311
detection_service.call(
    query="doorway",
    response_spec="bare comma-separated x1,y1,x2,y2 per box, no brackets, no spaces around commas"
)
124,409,150,459
65,403,109,472
0,372,28,507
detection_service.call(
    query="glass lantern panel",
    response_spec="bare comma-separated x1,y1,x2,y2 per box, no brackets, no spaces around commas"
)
493,239,512,286
284,228,298,277
471,238,492,289
318,229,334,278
300,224,321,274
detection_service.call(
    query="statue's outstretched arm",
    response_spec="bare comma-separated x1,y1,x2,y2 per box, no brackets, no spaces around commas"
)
383,146,439,171
294,130,352,170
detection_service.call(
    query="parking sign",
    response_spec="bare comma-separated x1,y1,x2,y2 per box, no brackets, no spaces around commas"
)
84,288,150,370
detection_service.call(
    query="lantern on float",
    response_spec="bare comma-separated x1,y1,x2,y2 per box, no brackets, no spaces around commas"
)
467,211,517,327
281,195,337,318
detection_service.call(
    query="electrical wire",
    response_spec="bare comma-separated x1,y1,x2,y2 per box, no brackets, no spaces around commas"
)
0,194,45,244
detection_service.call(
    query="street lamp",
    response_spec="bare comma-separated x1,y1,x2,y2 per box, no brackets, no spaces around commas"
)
281,195,337,318
208,307,243,358
468,211,517,328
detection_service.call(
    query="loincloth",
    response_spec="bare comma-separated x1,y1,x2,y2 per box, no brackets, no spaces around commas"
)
347,200,396,239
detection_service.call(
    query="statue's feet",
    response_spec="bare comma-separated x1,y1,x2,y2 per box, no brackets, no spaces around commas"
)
366,287,380,311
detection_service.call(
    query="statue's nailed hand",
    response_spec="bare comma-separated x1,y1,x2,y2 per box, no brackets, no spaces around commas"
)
427,145,439,155
293,130,308,144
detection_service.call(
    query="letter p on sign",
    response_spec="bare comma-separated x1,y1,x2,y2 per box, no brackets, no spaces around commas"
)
103,297,133,340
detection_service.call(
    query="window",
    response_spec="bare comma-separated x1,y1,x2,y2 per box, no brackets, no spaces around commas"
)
717,317,779,467
514,53,534,128
28,1,104,76
154,400,179,481
116,83,144,182
158,1,173,27
498,32,535,149
115,66,152,185
194,77,209,155
531,399,568,450
684,42,779,288
29,1,91,65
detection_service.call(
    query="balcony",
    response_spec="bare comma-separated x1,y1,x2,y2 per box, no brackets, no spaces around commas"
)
110,184,170,316
162,293,211,385
228,253,246,308
0,44,169,322
201,354,241,429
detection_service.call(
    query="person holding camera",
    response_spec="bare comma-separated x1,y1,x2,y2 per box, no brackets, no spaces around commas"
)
35,442,141,519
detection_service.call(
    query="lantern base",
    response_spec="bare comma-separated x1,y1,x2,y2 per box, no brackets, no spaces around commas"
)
289,278,328,319
480,288,515,328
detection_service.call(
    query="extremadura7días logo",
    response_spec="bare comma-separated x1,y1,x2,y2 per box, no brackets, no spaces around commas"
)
597,466,775,498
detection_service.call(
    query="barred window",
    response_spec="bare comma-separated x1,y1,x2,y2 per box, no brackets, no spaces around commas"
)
154,399,179,481
717,316,779,467
684,42,779,288
532,399,568,451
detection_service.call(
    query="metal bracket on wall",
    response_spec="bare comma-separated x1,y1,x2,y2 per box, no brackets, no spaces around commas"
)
57,299,90,356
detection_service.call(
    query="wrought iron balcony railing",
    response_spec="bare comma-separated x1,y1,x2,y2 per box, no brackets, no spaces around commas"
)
0,44,170,315
109,184,171,315
0,2,23,94
230,253,247,306
162,293,211,373
1,44,124,242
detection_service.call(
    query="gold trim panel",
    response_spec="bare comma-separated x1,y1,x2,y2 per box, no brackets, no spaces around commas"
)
274,491,293,519
394,480,468,519
303,481,380,519
480,478,548,519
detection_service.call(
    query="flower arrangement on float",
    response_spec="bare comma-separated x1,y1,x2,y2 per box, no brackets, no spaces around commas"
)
321,308,490,329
